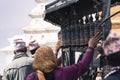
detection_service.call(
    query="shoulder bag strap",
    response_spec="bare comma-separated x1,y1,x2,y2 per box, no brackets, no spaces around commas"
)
33,72,38,80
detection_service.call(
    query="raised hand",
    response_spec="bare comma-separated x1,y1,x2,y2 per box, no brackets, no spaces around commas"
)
88,32,102,48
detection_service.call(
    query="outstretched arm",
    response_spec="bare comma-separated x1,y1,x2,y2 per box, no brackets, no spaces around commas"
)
60,32,102,80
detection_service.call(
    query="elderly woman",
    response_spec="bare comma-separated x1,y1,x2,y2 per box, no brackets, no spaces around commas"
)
102,31,120,80
26,32,102,80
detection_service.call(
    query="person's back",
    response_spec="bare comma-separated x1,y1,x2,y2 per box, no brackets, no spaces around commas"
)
3,55,33,80
2,39,34,80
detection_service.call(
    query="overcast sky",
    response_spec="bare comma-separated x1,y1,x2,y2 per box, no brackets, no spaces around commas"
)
0,0,36,48
0,0,36,75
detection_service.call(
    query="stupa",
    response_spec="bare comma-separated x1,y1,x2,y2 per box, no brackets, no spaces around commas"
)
22,0,60,48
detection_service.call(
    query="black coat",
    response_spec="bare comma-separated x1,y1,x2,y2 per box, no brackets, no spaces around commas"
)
103,70,120,80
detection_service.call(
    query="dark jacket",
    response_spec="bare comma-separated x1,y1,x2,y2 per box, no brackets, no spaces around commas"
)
2,52,34,80
103,70,120,80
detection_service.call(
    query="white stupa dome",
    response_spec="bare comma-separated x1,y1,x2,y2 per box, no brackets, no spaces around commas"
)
22,18,60,33
29,4,45,18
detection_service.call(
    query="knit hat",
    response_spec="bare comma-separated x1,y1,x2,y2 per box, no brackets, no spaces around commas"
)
102,30,120,56
14,39,26,51
29,40,40,51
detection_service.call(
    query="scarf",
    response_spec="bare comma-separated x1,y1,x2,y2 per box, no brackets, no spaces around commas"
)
36,70,55,80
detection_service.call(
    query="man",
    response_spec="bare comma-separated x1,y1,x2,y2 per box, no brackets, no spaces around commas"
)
28,39,62,66
102,31,120,80
2,39,34,80
28,40,40,56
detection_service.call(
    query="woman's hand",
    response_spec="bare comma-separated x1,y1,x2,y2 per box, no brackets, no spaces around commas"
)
54,40,62,55
88,32,102,48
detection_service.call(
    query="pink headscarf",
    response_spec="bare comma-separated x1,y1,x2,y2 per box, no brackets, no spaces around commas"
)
102,30,120,56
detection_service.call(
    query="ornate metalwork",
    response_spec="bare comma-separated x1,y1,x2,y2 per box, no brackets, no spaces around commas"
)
44,0,120,80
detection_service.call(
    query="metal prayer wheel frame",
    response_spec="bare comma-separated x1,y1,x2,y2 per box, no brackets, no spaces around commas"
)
44,0,120,79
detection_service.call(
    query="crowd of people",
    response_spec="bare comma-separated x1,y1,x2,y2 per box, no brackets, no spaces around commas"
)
1,30,120,80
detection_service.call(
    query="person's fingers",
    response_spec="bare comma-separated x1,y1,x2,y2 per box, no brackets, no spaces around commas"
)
94,32,102,38
93,32,102,41
93,32,100,38
96,32,102,39
89,32,102,47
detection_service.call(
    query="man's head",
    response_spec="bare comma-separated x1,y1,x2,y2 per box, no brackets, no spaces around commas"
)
102,30,120,66
14,39,27,53
29,40,40,55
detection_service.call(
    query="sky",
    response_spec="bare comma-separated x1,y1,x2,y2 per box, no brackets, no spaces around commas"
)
0,0,36,75
0,0,36,48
